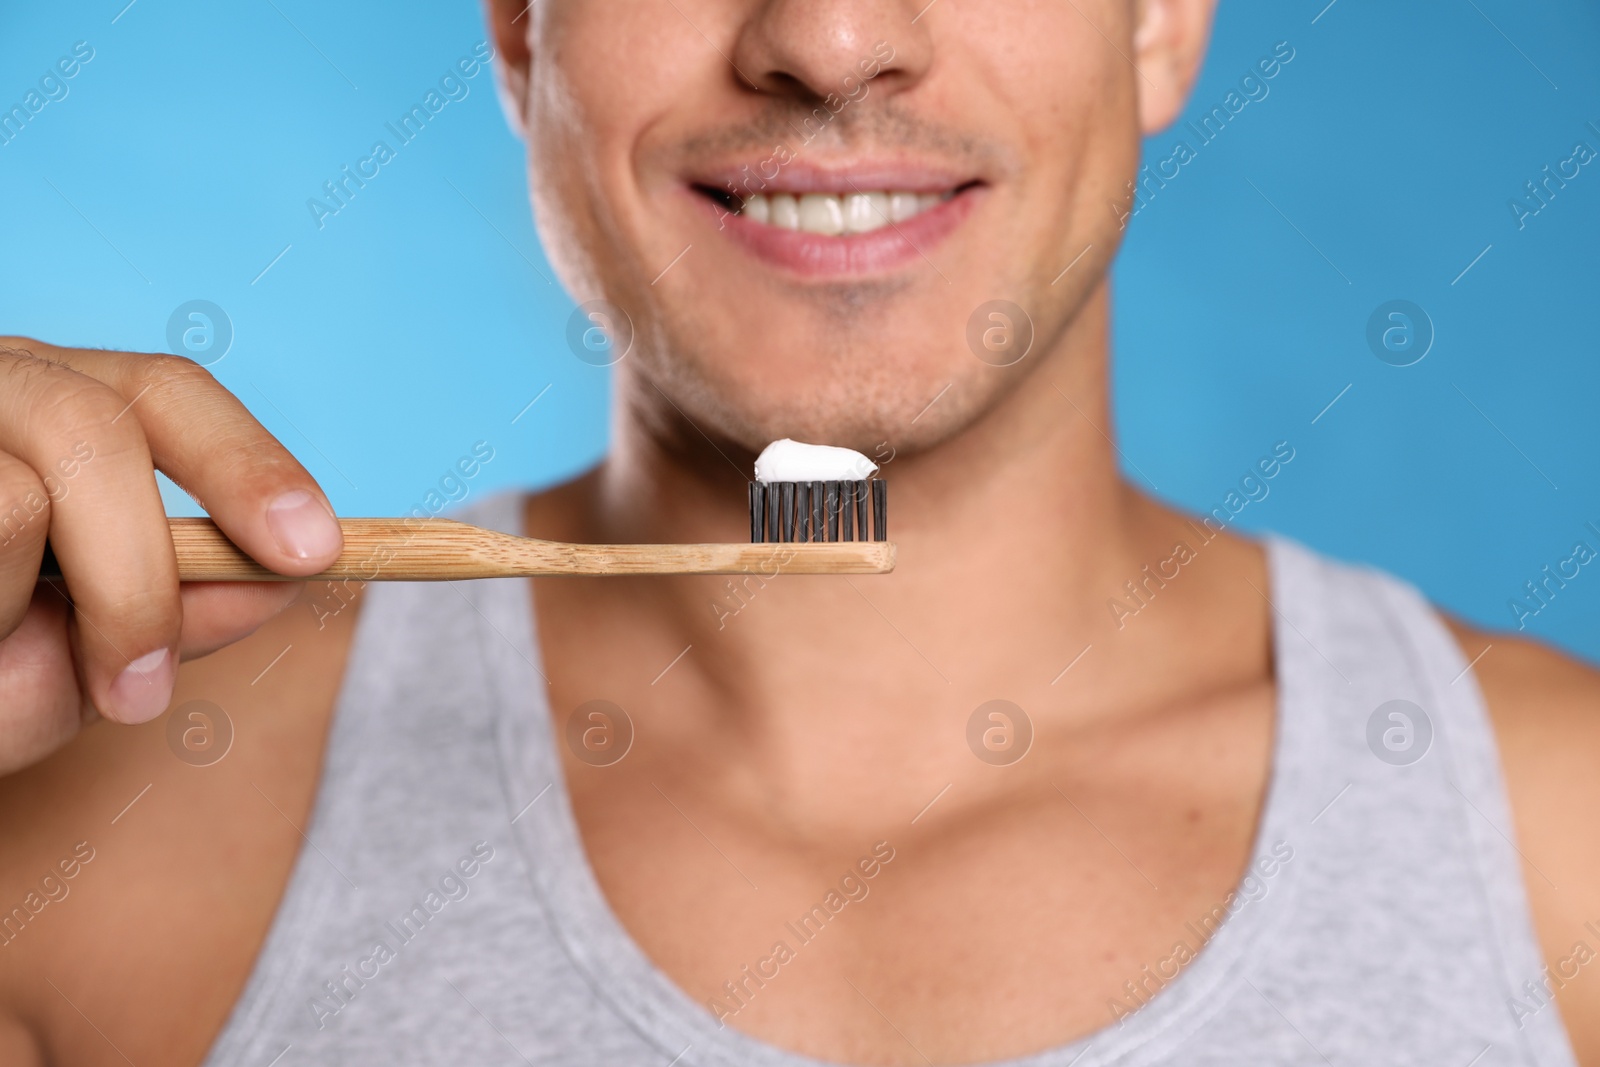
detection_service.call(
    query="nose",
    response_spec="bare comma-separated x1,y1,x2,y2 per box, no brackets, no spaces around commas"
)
732,0,933,102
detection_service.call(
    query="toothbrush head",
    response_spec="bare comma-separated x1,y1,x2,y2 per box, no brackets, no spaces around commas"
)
749,478,886,544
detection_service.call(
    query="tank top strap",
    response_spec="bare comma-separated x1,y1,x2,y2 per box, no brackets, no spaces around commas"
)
1259,536,1576,1066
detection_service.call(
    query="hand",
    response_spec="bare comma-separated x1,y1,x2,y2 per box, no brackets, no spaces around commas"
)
0,337,343,775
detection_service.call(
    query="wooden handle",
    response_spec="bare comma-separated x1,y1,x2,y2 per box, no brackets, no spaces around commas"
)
40,518,895,581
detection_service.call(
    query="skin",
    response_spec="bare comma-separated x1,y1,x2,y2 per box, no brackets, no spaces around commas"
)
1,1,1598,1064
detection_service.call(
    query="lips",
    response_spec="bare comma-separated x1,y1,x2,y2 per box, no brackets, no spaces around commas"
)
685,164,985,278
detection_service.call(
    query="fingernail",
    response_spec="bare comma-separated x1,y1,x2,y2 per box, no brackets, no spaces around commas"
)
266,489,341,561
108,647,176,724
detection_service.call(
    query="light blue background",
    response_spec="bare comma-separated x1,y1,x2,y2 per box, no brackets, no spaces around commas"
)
1,1,1596,661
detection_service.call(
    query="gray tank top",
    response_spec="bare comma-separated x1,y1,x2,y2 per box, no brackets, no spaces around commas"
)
202,490,1577,1067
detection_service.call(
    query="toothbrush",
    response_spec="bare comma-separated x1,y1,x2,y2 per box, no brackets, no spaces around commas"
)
35,513,893,581
36,441,893,581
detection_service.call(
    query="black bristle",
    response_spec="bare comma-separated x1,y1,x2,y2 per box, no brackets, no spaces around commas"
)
871,479,887,541
779,482,795,542
794,482,810,542
756,476,882,544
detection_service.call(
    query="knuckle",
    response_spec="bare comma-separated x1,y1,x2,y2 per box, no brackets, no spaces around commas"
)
96,582,182,636
5,349,79,391
218,434,297,480
32,379,146,458
0,461,49,551
127,352,215,394
0,452,47,498
0,336,53,361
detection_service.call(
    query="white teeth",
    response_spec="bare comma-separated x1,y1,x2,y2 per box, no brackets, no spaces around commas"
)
798,193,844,235
738,189,950,235
769,193,800,230
840,192,879,234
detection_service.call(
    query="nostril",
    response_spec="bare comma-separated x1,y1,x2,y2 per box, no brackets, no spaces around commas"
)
730,0,932,105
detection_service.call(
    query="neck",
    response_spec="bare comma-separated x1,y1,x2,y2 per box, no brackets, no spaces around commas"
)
531,280,1268,792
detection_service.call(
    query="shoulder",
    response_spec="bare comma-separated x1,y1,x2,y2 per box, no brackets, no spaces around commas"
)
1448,617,1600,746
1447,617,1600,800
1445,617,1600,1063
0,587,358,1065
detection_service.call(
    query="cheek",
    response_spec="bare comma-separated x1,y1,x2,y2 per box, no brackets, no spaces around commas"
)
951,6,1142,298
529,6,697,293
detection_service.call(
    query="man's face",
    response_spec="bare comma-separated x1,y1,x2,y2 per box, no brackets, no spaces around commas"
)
507,0,1208,456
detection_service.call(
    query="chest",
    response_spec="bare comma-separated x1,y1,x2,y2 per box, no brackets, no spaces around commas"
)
561,700,1274,1065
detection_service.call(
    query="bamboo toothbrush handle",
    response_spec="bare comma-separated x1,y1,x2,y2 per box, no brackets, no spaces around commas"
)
38,518,895,582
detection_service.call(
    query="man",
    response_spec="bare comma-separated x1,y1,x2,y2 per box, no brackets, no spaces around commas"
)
0,1,1596,1064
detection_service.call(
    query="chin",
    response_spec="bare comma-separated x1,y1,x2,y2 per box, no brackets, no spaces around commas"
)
628,323,1014,462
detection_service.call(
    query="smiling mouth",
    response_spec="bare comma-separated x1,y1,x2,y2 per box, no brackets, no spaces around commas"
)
694,187,966,238
695,184,977,236
685,169,987,278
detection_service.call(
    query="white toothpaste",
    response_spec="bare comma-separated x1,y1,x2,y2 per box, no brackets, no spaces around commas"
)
753,439,878,483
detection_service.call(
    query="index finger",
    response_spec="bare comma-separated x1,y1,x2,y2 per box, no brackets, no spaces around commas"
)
11,339,344,577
